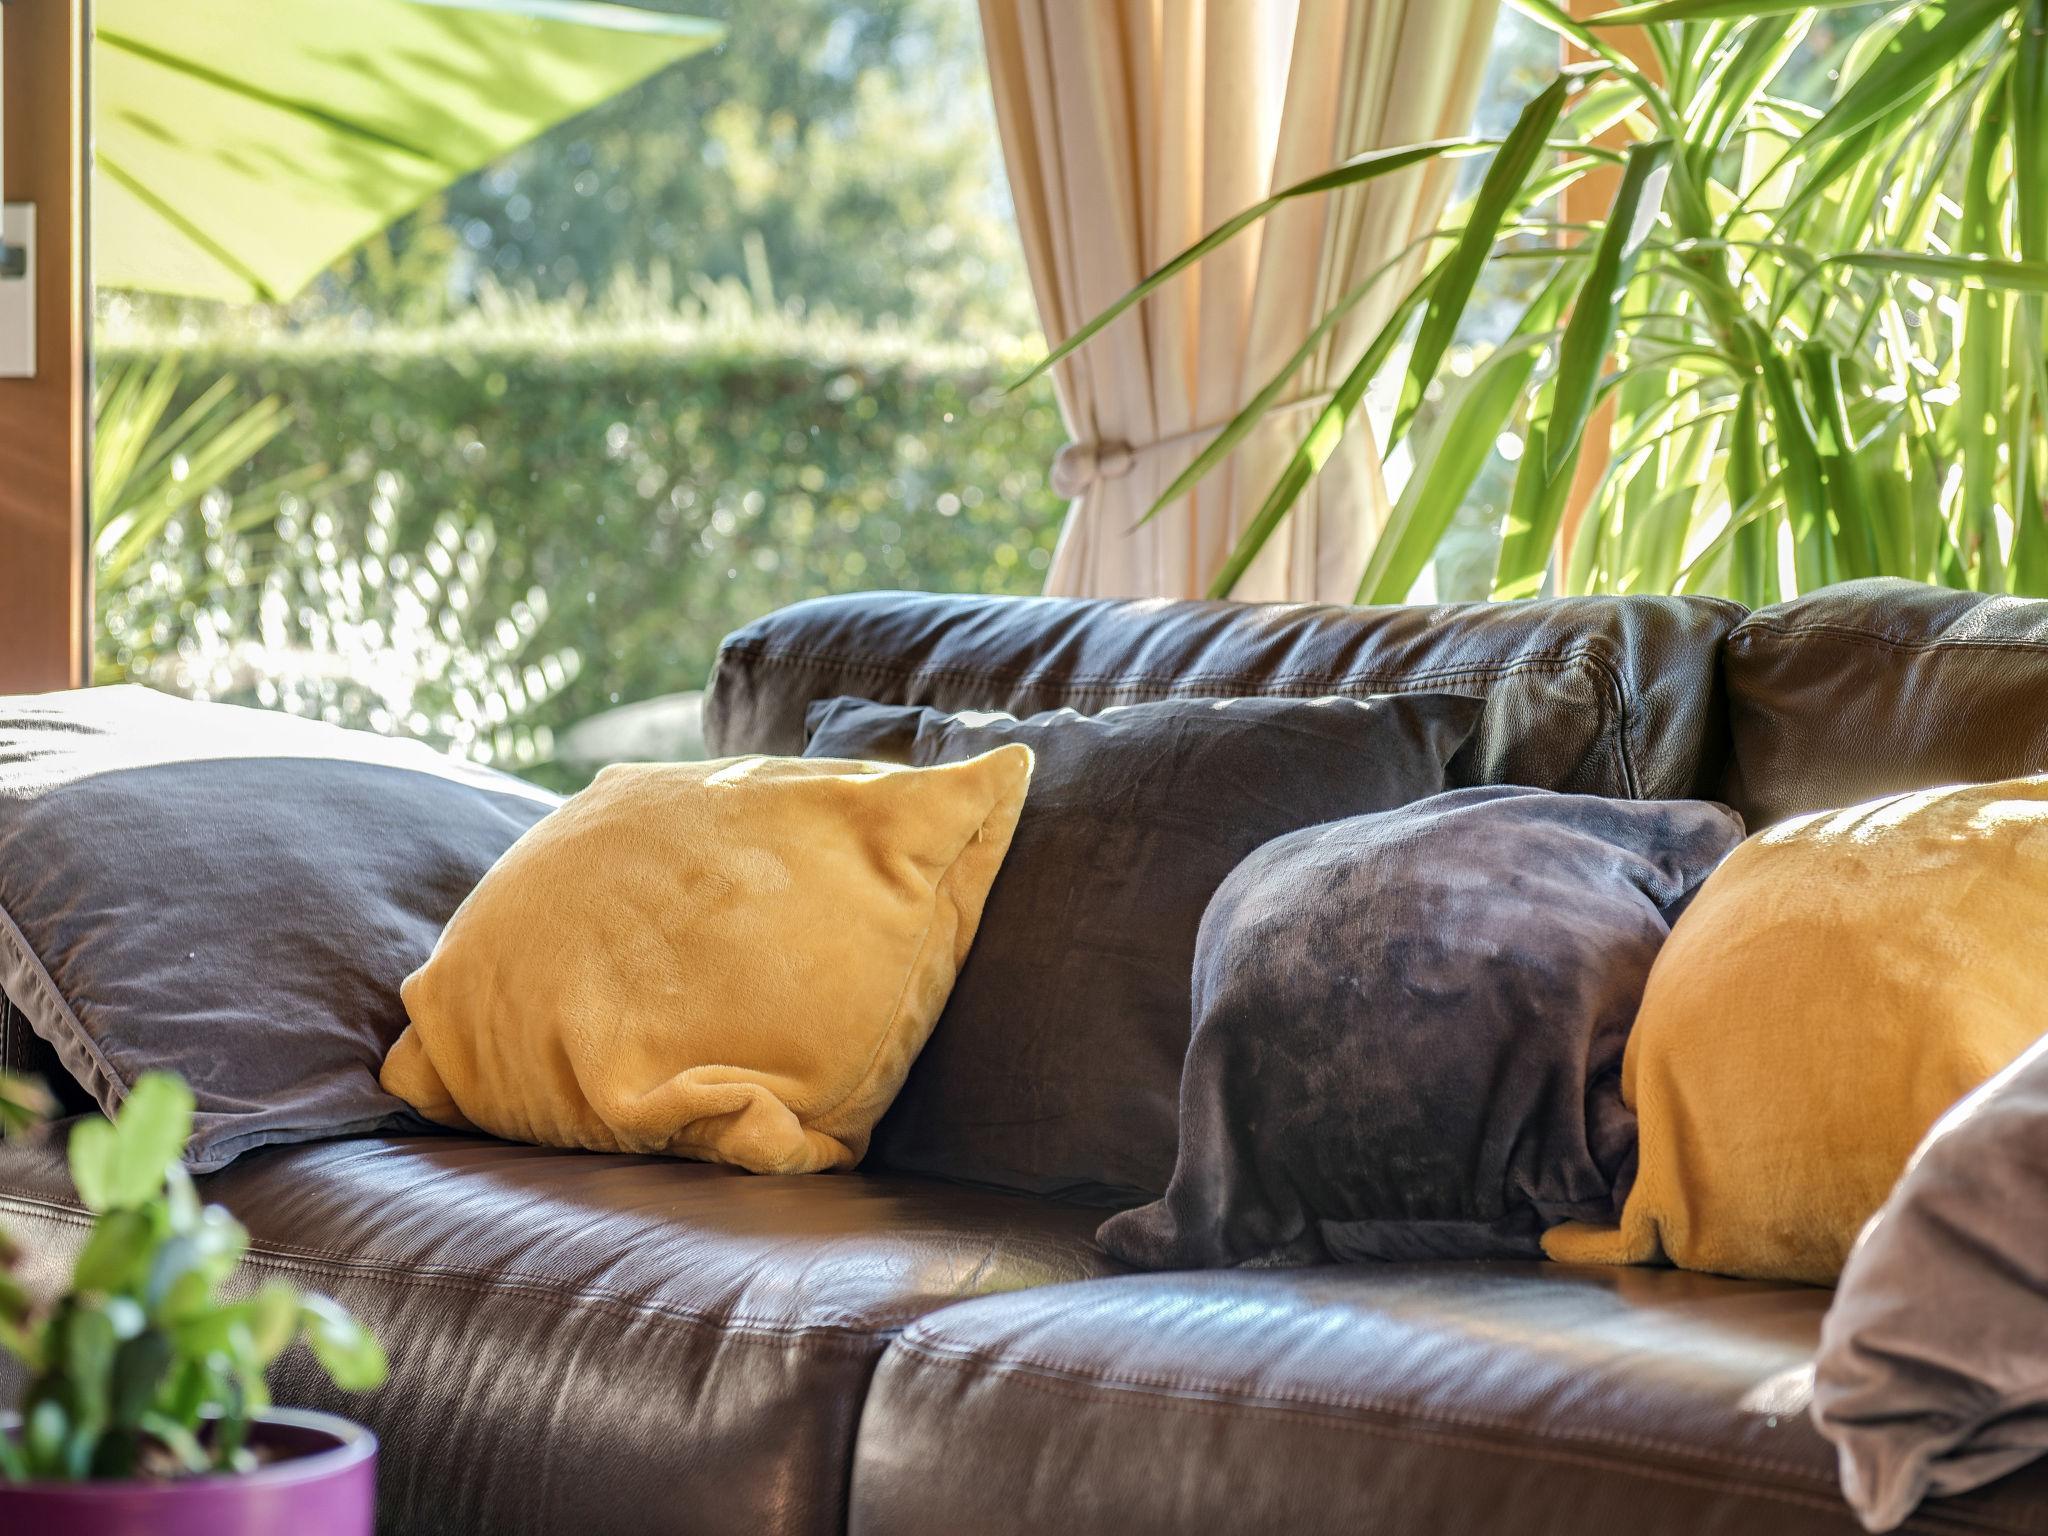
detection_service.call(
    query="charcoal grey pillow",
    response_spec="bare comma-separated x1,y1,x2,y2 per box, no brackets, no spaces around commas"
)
1098,786,1745,1268
1813,1034,2048,1532
805,692,1483,1205
0,686,558,1171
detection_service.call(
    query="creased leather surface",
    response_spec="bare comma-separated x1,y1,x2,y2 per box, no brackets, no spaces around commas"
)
0,1133,1118,1536
1723,579,2048,826
706,590,1744,801
850,1265,2048,1536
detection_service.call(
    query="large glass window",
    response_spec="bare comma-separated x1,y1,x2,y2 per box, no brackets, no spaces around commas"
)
93,0,1058,787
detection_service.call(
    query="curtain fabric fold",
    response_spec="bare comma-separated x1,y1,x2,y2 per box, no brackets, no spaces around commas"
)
981,0,1500,603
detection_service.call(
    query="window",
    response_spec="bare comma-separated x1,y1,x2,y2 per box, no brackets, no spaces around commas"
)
92,0,1057,788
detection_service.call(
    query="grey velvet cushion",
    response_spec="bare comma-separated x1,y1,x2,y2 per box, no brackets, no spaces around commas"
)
804,692,1483,1205
1098,786,1746,1269
1813,1034,2048,1532
0,686,558,1171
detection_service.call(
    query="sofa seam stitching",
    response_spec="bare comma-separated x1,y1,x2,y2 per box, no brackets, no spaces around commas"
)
718,639,1603,696
888,1351,2023,1533
1729,621,2048,658
889,1337,1826,1487
0,1192,912,1347
724,643,1649,795
884,1349,1894,1520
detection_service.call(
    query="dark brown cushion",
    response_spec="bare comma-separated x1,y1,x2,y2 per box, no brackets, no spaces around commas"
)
708,589,1744,800
804,692,1481,1205
1722,579,2048,826
0,686,557,1169
1099,788,1745,1270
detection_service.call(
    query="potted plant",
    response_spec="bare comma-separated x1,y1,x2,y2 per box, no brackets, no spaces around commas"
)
0,1071,388,1535
1037,0,2048,605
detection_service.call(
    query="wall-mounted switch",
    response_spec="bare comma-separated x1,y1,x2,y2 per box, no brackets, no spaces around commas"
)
0,204,33,380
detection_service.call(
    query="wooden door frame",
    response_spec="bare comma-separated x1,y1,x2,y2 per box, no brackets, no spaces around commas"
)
0,0,90,694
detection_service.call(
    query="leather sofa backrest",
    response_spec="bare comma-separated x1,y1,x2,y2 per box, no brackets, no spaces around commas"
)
1722,578,2048,827
704,589,1744,801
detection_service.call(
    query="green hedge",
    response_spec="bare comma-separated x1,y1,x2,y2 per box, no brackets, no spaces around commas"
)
102,321,1068,784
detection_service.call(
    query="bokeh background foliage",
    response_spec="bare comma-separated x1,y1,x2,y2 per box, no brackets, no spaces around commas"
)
92,0,1068,784
97,310,1066,786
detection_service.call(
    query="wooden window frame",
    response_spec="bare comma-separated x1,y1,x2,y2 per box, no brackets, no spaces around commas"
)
0,0,90,693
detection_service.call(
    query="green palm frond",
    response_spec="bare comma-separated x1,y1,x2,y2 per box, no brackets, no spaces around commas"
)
1048,0,2048,602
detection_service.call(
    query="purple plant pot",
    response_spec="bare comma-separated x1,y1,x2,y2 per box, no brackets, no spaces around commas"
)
0,1407,377,1536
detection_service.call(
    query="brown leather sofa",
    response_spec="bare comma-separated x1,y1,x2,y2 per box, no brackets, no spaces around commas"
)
7,575,2048,1536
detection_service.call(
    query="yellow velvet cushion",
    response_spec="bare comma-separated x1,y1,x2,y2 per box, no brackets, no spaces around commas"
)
379,748,1033,1174
1545,776,2048,1284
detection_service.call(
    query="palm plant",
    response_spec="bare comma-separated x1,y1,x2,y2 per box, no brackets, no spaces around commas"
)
1035,0,2048,605
2,1075,385,1483
92,360,313,603
94,360,580,771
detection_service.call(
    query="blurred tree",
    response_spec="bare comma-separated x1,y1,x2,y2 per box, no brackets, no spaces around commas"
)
319,0,1033,336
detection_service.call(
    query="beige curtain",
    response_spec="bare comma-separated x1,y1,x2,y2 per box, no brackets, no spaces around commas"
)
981,0,1501,602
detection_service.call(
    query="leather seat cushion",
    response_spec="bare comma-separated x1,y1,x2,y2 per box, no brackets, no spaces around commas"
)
849,1264,2048,1536
0,1133,1119,1536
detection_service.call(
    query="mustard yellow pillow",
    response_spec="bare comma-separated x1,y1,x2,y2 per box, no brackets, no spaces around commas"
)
1545,776,2048,1284
380,748,1032,1174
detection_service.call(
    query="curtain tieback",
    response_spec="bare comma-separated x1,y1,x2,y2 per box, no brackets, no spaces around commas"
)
1049,392,1337,500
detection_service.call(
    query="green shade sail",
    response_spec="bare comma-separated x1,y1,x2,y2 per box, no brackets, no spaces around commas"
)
94,0,722,303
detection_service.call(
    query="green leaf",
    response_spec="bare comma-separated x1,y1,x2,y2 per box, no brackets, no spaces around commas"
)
0,1424,28,1483
400,0,726,38
1801,0,2016,152
59,1303,118,1429
1757,345,1834,591
1547,140,1674,481
300,1295,390,1392
75,1074,195,1215
71,1209,157,1295
249,1282,303,1366
0,1267,30,1329
1592,0,1903,20
1726,380,1776,605
149,1206,249,1322
97,0,723,304
1957,79,2013,589
1395,74,1572,440
1493,401,1582,599
1362,329,1561,604
1203,265,1439,599
2016,0,2048,261
1688,16,1812,161
66,1119,122,1217
1800,342,1884,578
1017,138,1491,389
1136,242,1450,530
25,1398,69,1479
108,1328,173,1430
171,1281,300,1370
1825,251,2048,292
1506,0,1665,90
